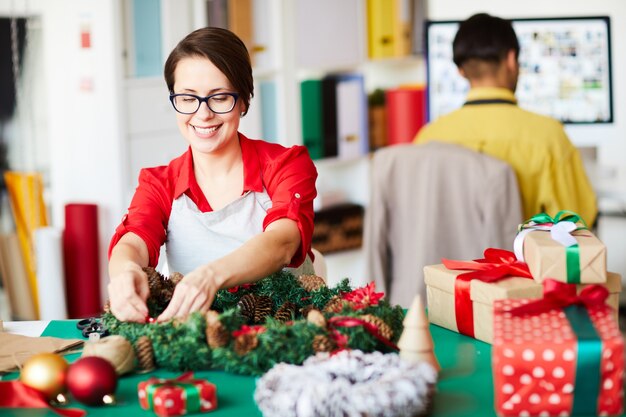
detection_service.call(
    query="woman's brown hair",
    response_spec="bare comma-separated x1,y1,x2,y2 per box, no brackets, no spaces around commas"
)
164,27,254,115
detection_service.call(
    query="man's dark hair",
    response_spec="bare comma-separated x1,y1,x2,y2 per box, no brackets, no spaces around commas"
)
452,13,520,68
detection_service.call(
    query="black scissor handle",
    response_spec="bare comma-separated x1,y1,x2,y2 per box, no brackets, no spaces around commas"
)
77,317,109,338
76,317,98,330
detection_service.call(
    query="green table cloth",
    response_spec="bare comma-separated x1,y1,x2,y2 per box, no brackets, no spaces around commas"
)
1,320,501,417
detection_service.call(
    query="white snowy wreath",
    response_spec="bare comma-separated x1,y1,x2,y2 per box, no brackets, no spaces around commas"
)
254,350,438,417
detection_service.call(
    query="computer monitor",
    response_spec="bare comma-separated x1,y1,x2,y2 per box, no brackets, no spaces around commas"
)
425,16,613,124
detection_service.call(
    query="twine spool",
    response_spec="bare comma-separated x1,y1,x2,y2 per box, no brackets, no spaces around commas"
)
81,335,136,375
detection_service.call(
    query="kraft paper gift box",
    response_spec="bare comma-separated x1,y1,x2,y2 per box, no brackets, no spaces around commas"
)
138,372,217,417
493,280,624,417
424,263,543,344
425,261,622,345
515,212,607,284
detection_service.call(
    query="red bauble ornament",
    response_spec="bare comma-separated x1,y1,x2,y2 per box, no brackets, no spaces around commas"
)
66,357,118,406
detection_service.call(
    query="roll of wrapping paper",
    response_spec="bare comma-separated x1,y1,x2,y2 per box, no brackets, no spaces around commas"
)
63,203,101,318
4,172,49,318
35,227,68,320
385,86,426,145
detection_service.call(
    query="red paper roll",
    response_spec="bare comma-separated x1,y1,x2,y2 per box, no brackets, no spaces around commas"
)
385,87,426,145
63,203,101,318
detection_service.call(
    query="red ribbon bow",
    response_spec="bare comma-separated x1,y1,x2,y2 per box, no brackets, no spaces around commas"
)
442,248,533,338
0,381,85,417
508,279,609,316
327,316,399,352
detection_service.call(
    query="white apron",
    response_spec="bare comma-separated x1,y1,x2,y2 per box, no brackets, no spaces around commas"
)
165,190,313,277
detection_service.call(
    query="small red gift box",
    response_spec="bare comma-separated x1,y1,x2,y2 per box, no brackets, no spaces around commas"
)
138,372,217,417
493,280,624,417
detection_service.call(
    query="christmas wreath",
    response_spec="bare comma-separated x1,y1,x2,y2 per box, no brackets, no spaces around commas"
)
255,350,437,417
102,268,405,376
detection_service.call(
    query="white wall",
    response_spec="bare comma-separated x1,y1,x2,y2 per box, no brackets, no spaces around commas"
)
427,0,626,197
0,0,127,301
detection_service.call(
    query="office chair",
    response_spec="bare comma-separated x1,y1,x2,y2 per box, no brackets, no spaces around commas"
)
364,142,523,307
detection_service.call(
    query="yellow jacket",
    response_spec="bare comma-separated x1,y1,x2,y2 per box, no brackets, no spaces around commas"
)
415,87,597,225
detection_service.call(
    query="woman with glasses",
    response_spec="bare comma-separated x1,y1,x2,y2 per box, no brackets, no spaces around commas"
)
107,27,318,322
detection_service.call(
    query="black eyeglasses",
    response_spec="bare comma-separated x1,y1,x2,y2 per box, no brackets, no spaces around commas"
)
169,92,239,114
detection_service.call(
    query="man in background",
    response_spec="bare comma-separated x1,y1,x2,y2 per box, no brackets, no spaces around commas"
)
415,13,597,225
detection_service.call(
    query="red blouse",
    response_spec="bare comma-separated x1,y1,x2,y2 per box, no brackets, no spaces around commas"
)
109,133,318,267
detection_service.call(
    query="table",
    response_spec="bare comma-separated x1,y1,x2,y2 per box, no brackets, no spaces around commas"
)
0,320,533,416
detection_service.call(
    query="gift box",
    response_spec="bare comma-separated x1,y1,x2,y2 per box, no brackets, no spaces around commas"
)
138,372,217,417
515,212,606,284
493,280,624,417
426,262,622,344
425,263,542,344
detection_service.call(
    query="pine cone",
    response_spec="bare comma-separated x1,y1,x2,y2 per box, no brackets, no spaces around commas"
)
234,333,259,355
158,287,175,307
300,304,316,318
298,274,326,292
306,309,326,328
135,336,155,371
169,272,184,286
312,334,335,353
359,314,393,340
143,267,165,294
238,294,257,322
205,311,230,348
323,296,346,313
254,296,273,324
274,301,296,322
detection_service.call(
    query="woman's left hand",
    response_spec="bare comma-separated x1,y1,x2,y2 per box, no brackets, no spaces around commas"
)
157,265,218,321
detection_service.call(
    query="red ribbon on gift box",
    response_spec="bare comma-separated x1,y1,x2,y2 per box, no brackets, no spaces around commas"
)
508,278,609,315
442,248,533,338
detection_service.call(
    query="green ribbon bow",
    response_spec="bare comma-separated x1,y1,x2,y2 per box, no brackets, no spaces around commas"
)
518,210,588,231
517,210,588,284
146,381,201,414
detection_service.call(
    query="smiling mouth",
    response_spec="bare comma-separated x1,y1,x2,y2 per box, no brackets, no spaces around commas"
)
193,125,220,135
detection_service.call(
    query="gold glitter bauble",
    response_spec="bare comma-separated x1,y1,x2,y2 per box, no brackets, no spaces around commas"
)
20,353,69,400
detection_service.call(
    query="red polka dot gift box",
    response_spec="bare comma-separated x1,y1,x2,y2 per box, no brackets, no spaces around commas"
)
514,211,607,285
138,372,217,417
493,280,624,417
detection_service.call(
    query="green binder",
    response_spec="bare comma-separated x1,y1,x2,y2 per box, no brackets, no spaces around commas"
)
300,79,324,160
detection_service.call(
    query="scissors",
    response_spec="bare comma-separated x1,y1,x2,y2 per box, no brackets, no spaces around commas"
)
76,317,109,338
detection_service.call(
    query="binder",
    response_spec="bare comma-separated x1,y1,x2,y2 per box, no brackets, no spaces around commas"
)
335,74,368,160
318,74,368,160
367,0,399,59
300,79,325,160
394,0,412,56
206,0,228,29
321,76,338,158
411,0,428,55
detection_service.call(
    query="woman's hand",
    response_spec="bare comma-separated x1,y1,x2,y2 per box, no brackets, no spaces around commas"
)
107,265,149,322
157,265,219,322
